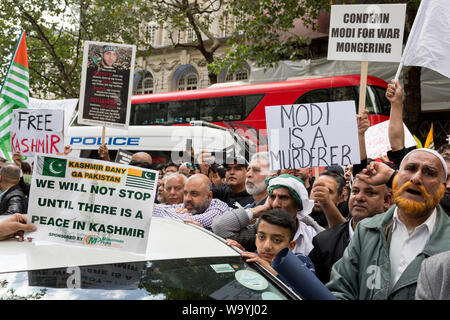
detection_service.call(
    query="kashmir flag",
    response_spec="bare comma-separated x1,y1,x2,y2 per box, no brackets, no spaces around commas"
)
0,31,29,160
400,0,450,79
424,123,435,149
126,168,156,190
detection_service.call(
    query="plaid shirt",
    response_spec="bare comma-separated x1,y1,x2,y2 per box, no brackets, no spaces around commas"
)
152,198,230,230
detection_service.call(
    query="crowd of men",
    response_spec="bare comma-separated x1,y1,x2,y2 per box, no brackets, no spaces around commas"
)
0,79,450,300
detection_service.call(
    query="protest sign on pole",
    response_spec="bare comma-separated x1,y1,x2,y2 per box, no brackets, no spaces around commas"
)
328,4,406,113
10,109,64,156
115,148,133,165
265,101,360,171
78,41,136,129
27,155,158,255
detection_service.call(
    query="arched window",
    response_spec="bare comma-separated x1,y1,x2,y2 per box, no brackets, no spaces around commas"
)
134,70,154,94
173,65,198,91
218,62,250,83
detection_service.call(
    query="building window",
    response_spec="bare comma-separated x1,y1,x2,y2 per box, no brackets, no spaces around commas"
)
186,28,197,43
178,73,198,91
222,11,229,37
218,61,250,83
147,24,157,46
224,68,249,82
134,72,154,95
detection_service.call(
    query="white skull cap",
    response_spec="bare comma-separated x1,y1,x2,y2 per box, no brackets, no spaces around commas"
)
400,148,448,182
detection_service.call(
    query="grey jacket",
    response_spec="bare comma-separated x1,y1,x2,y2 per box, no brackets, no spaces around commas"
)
327,205,450,300
416,250,450,300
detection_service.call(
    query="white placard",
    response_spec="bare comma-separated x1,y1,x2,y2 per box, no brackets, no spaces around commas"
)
27,155,158,255
328,4,406,62
265,101,360,170
29,98,78,132
365,120,417,159
11,109,64,156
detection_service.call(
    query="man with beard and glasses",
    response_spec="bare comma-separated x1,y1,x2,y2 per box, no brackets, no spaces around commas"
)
326,148,450,300
152,174,229,230
212,152,274,251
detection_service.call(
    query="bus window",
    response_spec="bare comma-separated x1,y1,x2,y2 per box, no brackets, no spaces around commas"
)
372,86,390,116
132,102,167,125
331,86,355,102
130,94,264,125
294,88,330,104
168,100,199,123
294,85,389,116
245,94,265,117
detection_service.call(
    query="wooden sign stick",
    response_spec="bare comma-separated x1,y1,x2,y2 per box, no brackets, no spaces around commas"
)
101,126,106,145
358,61,368,115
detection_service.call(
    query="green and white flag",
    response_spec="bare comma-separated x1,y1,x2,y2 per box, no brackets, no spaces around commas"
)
42,157,67,178
0,31,29,161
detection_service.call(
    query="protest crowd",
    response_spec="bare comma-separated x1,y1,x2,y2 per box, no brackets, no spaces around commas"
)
1,77,449,300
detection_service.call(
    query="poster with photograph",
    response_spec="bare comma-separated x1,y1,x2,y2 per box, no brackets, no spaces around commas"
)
78,41,136,129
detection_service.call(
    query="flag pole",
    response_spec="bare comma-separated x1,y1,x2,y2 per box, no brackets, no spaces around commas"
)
394,61,403,81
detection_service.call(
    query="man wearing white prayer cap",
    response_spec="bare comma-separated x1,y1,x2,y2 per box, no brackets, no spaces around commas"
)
327,148,450,300
212,174,323,255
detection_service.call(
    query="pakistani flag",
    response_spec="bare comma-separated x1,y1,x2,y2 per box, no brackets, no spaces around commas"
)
126,168,156,190
40,157,67,178
0,31,29,161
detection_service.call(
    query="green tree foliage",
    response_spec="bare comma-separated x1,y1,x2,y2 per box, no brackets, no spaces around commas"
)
0,0,148,99
211,0,330,75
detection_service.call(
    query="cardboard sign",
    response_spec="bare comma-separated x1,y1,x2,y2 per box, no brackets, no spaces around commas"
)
29,98,78,132
328,4,406,62
265,101,360,170
115,148,133,165
10,109,64,156
78,41,136,129
27,155,158,254
365,120,417,159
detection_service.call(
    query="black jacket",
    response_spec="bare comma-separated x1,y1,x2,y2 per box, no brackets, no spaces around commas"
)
308,220,351,284
212,184,254,209
0,184,27,215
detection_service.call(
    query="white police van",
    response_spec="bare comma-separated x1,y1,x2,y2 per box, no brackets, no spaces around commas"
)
65,121,256,164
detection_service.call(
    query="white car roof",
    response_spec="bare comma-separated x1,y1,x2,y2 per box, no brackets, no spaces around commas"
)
0,217,239,274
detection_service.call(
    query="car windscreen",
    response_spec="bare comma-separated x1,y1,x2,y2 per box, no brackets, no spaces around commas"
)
0,256,294,300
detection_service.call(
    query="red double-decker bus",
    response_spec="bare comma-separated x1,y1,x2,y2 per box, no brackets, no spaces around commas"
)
131,75,390,146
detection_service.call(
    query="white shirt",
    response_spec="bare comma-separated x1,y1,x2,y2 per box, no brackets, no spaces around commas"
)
389,207,437,289
348,218,354,240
